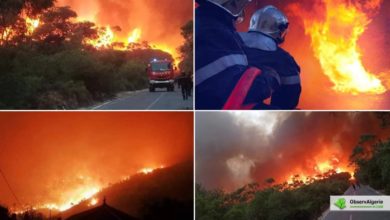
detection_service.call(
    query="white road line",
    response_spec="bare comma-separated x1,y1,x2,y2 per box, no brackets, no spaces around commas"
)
92,101,112,110
349,214,353,220
146,93,165,110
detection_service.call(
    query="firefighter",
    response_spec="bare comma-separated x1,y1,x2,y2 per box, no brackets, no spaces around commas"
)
240,5,302,109
239,5,301,109
195,0,280,109
179,72,192,100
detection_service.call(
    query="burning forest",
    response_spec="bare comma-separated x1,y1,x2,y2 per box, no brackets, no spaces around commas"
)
196,112,390,191
0,0,193,110
237,0,390,109
196,112,390,219
0,112,193,219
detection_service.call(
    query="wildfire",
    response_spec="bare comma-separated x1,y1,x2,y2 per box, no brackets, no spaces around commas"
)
88,198,99,206
128,28,142,44
84,27,178,64
139,165,165,175
45,186,100,211
285,156,354,187
303,0,386,95
86,26,115,49
25,17,40,36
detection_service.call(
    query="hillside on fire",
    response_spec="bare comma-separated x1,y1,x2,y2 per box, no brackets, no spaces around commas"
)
60,161,193,220
196,112,390,220
0,112,194,220
0,0,193,109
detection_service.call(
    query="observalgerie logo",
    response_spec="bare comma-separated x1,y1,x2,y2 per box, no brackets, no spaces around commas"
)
334,198,347,209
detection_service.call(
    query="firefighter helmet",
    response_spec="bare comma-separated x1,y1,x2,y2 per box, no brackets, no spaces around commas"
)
249,5,289,44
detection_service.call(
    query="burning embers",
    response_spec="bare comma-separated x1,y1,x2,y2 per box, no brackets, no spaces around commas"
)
285,156,354,188
298,0,387,94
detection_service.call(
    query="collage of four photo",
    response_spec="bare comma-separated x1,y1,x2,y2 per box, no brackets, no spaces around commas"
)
1,0,390,219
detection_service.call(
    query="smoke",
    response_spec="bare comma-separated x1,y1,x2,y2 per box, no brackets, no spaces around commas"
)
56,0,193,52
0,112,193,208
196,112,390,191
237,0,390,109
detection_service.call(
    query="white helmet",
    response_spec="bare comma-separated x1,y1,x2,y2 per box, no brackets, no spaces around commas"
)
249,5,289,44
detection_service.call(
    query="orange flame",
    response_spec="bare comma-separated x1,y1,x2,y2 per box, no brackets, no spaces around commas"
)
285,155,354,187
138,165,165,175
41,186,100,211
128,28,141,44
88,198,99,207
303,0,386,95
25,17,40,36
86,26,115,48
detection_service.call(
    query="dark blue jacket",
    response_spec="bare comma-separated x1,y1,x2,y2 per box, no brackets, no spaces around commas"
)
240,32,301,109
195,1,275,109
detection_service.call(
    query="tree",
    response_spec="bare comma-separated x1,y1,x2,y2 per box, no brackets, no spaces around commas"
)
0,0,54,44
178,20,193,74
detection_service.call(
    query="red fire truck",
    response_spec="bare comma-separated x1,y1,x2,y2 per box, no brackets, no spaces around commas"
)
147,59,175,92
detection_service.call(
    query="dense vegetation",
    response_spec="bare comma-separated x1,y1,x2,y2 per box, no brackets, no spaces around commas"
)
196,173,350,220
0,0,192,109
350,136,390,194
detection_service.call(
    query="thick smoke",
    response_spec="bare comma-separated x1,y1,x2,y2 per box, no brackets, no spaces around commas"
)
57,0,193,52
237,0,390,109
196,112,390,191
0,112,193,208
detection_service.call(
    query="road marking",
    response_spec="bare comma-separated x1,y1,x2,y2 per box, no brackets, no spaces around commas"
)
349,214,353,220
92,101,113,110
146,93,165,110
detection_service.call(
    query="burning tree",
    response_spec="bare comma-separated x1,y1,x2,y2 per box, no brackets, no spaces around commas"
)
0,1,176,109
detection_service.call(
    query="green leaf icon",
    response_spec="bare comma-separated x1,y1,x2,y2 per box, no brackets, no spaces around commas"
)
334,198,347,209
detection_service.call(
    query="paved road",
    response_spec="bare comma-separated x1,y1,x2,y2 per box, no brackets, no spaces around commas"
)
91,86,193,110
322,185,390,220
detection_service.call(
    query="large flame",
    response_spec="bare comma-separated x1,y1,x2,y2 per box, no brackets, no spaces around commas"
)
86,26,115,49
303,0,386,95
128,28,141,44
25,17,40,36
41,185,100,212
285,155,354,187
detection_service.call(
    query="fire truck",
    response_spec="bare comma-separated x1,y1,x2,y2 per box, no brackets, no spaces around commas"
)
147,59,175,92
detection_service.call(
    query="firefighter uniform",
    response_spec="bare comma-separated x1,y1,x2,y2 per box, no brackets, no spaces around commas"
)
195,0,278,110
240,32,302,109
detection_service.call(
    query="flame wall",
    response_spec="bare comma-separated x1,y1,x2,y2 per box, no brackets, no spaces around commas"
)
237,0,390,109
196,112,390,191
57,0,193,58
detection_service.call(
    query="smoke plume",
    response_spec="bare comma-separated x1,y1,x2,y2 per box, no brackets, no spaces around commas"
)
196,112,390,191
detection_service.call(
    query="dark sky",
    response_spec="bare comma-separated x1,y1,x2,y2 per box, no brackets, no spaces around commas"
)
0,112,193,209
196,112,390,191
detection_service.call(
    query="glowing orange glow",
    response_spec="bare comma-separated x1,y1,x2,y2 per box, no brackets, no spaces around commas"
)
89,198,98,206
25,17,40,36
128,28,142,44
55,0,188,66
139,165,165,175
284,154,355,187
153,44,179,66
139,168,154,174
86,26,115,48
40,185,100,212
303,0,386,95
